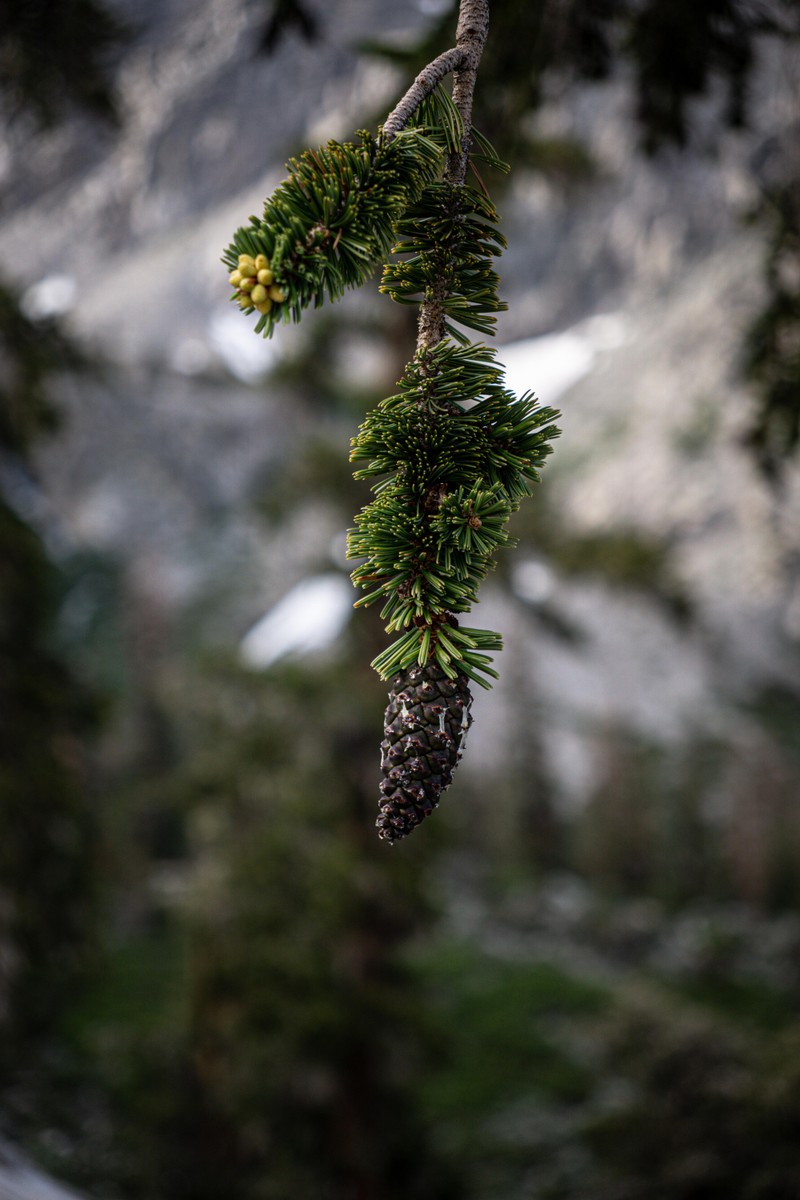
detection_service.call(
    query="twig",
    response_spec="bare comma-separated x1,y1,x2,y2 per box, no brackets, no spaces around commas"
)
445,0,490,189
382,46,466,141
417,0,490,352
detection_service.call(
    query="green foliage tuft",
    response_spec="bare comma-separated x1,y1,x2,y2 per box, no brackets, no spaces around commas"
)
381,182,508,341
348,339,559,685
223,127,444,337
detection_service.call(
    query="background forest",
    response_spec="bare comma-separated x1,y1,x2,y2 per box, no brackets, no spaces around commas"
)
1,0,800,1197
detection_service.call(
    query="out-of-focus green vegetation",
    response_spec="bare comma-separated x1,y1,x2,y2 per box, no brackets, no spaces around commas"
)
0,0,126,127
745,185,800,474
0,504,98,1055
413,943,610,1119
27,656,462,1199
20,642,800,1200
0,283,99,1098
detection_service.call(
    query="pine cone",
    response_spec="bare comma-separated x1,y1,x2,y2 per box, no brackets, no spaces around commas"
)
377,662,473,842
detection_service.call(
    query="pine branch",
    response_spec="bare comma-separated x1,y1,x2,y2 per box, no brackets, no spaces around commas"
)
351,0,555,839
223,0,561,840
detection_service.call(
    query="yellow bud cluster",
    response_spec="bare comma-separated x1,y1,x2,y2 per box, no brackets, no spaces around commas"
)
229,253,286,315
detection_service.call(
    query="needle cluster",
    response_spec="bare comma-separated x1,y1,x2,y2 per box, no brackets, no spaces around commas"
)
348,339,558,686
222,128,443,337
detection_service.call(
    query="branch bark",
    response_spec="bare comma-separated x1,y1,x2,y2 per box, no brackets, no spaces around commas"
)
444,0,490,190
382,46,466,141
417,0,490,353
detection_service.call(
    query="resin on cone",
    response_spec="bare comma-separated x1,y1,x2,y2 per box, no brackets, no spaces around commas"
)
377,661,473,841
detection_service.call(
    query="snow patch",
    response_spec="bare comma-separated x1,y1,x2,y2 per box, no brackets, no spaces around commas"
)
240,573,353,669
22,274,77,319
497,312,627,405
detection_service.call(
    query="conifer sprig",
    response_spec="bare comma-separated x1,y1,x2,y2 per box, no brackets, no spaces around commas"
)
223,128,444,337
347,337,559,686
381,182,508,342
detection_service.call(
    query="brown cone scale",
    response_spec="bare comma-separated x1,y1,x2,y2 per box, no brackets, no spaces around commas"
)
377,662,473,842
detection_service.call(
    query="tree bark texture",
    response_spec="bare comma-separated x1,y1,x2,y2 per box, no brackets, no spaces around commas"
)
417,0,490,353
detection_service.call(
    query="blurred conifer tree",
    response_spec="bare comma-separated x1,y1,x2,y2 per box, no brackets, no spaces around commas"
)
79,662,462,1200
0,0,125,126
0,0,121,1115
0,283,98,1075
